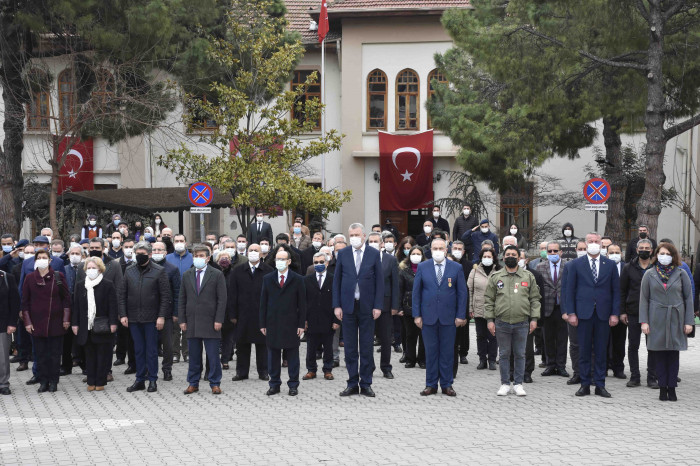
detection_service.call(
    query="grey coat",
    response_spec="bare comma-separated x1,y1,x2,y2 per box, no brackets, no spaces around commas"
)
639,266,694,351
178,265,227,340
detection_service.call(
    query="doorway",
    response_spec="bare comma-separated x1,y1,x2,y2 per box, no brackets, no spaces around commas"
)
381,208,430,241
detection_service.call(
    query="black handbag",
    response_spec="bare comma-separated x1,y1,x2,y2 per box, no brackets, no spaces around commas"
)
91,316,111,335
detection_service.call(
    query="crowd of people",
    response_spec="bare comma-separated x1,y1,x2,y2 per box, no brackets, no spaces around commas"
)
0,206,695,403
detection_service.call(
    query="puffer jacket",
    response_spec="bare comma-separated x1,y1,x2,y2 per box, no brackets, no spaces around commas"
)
118,262,172,323
557,222,579,262
398,260,417,317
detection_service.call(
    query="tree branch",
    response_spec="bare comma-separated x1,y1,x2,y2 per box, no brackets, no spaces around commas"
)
663,0,688,21
664,113,700,141
636,0,649,20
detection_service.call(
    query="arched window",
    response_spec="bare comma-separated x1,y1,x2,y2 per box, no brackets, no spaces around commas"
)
367,69,387,131
291,70,321,130
58,69,76,132
93,69,115,106
395,69,419,130
26,70,51,130
427,68,447,129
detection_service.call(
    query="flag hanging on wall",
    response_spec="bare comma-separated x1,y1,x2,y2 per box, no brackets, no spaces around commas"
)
57,137,94,194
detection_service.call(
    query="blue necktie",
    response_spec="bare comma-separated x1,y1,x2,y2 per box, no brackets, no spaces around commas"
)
437,263,443,286
591,259,597,284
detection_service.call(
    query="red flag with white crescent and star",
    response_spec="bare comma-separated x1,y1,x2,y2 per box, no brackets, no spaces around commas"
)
379,130,433,211
57,137,94,195
318,1,329,43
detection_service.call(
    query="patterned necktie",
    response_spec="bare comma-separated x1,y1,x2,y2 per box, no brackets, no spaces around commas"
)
280,274,285,287
318,274,323,289
355,249,362,273
591,259,598,283
553,264,558,304
437,263,443,286
196,270,202,295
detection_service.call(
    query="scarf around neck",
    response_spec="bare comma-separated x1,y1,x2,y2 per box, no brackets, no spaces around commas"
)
84,273,104,330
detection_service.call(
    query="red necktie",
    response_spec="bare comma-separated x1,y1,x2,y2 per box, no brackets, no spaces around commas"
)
280,275,285,287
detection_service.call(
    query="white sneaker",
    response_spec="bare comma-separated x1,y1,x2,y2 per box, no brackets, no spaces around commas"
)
497,384,511,396
513,384,527,396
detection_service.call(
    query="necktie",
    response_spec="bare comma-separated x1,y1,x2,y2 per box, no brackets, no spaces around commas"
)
196,270,202,295
591,259,598,283
258,223,261,233
280,274,285,287
437,263,443,286
553,264,558,304
355,249,362,273
318,274,323,289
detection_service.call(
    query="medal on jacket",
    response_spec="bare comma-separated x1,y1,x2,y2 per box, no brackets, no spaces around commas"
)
514,283,519,293
448,277,452,288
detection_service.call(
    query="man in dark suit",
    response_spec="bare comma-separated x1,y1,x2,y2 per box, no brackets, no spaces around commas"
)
118,238,136,274
246,211,273,246
332,223,384,397
606,243,627,379
368,232,399,379
179,244,227,395
60,245,85,376
625,224,657,262
428,205,450,234
151,241,181,381
416,220,433,247
564,232,620,398
536,241,569,378
300,232,325,273
259,245,306,396
412,238,468,396
230,243,273,381
302,252,339,380
264,234,302,274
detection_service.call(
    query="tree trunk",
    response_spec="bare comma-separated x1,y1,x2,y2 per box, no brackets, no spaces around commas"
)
602,115,626,241
635,3,666,238
49,152,59,236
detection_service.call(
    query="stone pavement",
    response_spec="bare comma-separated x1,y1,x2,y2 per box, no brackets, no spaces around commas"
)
2,324,700,465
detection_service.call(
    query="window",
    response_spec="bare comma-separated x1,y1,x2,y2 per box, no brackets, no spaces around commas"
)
58,69,76,132
92,69,115,106
427,68,447,129
395,69,419,130
291,70,321,130
187,95,218,132
500,183,534,242
367,69,387,131
27,87,51,130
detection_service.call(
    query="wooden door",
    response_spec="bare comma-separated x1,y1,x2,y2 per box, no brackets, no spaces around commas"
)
380,211,408,240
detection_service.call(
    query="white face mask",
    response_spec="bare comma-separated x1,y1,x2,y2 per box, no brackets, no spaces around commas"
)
600,248,608,257
155,219,161,224
86,269,99,280
433,211,440,218
248,251,260,263
577,250,588,258
410,254,422,265
112,239,121,248
480,227,490,234
312,241,322,249
18,252,25,260
564,230,572,237
608,253,621,264
174,243,186,253
89,220,97,226
658,254,673,266
193,257,207,269
123,247,134,258
423,226,432,235
384,242,395,253
256,216,263,222
482,257,493,267
452,250,463,260
237,242,247,252
510,229,518,235
349,237,362,249
261,244,270,254
463,209,470,216
325,254,332,262
225,248,236,257
432,250,445,263
368,242,380,250
69,254,82,265
275,260,288,272
51,252,62,258
518,259,527,269
152,253,165,262
35,259,49,270
587,243,601,256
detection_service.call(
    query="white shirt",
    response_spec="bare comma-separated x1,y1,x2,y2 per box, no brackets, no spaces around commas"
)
278,269,288,285
434,259,446,279
353,243,365,299
588,255,599,274
549,260,560,282
195,265,206,284
250,261,259,274
317,271,326,288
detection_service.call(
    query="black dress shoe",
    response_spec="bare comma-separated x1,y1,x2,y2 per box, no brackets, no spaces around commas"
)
26,376,39,385
383,371,394,379
399,354,407,364
558,369,570,378
147,381,157,392
442,386,457,396
48,382,58,392
127,381,146,392
538,362,546,368
404,362,416,368
282,360,288,367
339,386,360,397
595,386,611,398
477,360,487,370
575,385,591,396
668,387,677,402
393,345,402,353
677,376,681,383
647,380,660,389
523,374,533,383
360,387,375,397
232,374,249,381
488,361,497,370
459,356,468,365
183,355,189,362
613,372,627,380
420,386,438,396
113,358,125,366
16,362,28,372
289,388,298,396
659,387,668,401
541,367,557,376
567,375,581,385
124,366,136,375
418,362,426,369
37,383,49,393
0,387,11,395
266,387,281,396
163,372,173,381
333,360,340,368
376,347,381,353
259,373,270,381
9,355,21,363
627,379,641,387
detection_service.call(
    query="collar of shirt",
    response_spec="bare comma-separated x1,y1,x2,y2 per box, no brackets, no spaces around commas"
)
278,270,288,282
195,266,206,282
354,243,366,255
317,271,325,282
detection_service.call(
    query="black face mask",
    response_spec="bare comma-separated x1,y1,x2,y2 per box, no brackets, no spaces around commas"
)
135,254,149,266
638,251,651,260
89,250,103,258
162,237,172,244
639,232,648,239
504,257,518,268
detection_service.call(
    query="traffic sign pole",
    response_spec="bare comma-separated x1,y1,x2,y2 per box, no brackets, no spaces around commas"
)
188,182,214,244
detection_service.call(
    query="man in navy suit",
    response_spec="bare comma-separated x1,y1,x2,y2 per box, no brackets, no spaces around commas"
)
332,223,384,397
564,232,620,398
412,238,468,396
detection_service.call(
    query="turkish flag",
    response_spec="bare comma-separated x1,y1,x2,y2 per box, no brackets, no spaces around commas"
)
57,137,94,195
379,130,433,211
318,1,329,43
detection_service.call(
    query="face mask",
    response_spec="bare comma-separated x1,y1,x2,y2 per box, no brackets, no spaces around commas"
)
112,239,121,248
314,264,326,273
410,254,422,264
539,250,547,259
123,247,133,258
193,257,207,269
510,229,518,235
577,250,587,258
119,229,128,237
433,211,440,218
368,242,380,250
256,216,263,222
480,227,489,234
113,220,120,226
155,218,161,224
452,250,463,260
518,259,527,269
638,251,651,260
207,240,215,247
134,225,142,230
463,209,470,216
404,249,411,256
384,243,395,253
587,243,601,256
51,252,61,258
658,254,672,266
504,257,518,268
2,245,12,254
174,243,186,253
275,260,288,271
432,250,445,262
135,254,149,266
237,242,247,252
349,237,362,249
89,250,102,258
312,241,322,249
482,257,493,267
293,227,301,235
152,253,164,262
639,232,648,239
608,253,621,264
86,269,99,280
325,254,332,262
564,230,572,237
18,252,24,260
225,248,236,257
89,220,96,226
261,245,270,253
423,226,432,235
144,233,153,239
69,254,82,265
35,259,49,270
162,236,172,243
600,248,608,257
548,254,560,263
248,251,260,263
219,258,231,268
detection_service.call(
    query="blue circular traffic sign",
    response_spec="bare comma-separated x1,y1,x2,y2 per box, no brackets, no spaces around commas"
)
188,182,214,207
583,178,611,204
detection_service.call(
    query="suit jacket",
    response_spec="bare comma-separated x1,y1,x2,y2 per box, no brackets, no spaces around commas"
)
291,235,312,251
564,254,620,320
412,259,468,326
64,263,80,296
259,270,306,349
119,256,135,275
300,246,322,274
380,251,400,312
0,271,20,330
535,260,565,317
71,278,119,346
178,265,227,340
246,221,273,245
152,259,181,318
304,272,340,333
229,261,273,344
331,245,384,315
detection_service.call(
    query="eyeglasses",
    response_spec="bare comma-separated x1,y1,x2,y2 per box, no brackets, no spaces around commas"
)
546,249,560,253
313,261,324,265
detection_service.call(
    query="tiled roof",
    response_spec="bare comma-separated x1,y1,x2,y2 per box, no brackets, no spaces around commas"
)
286,0,341,44
328,0,470,10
